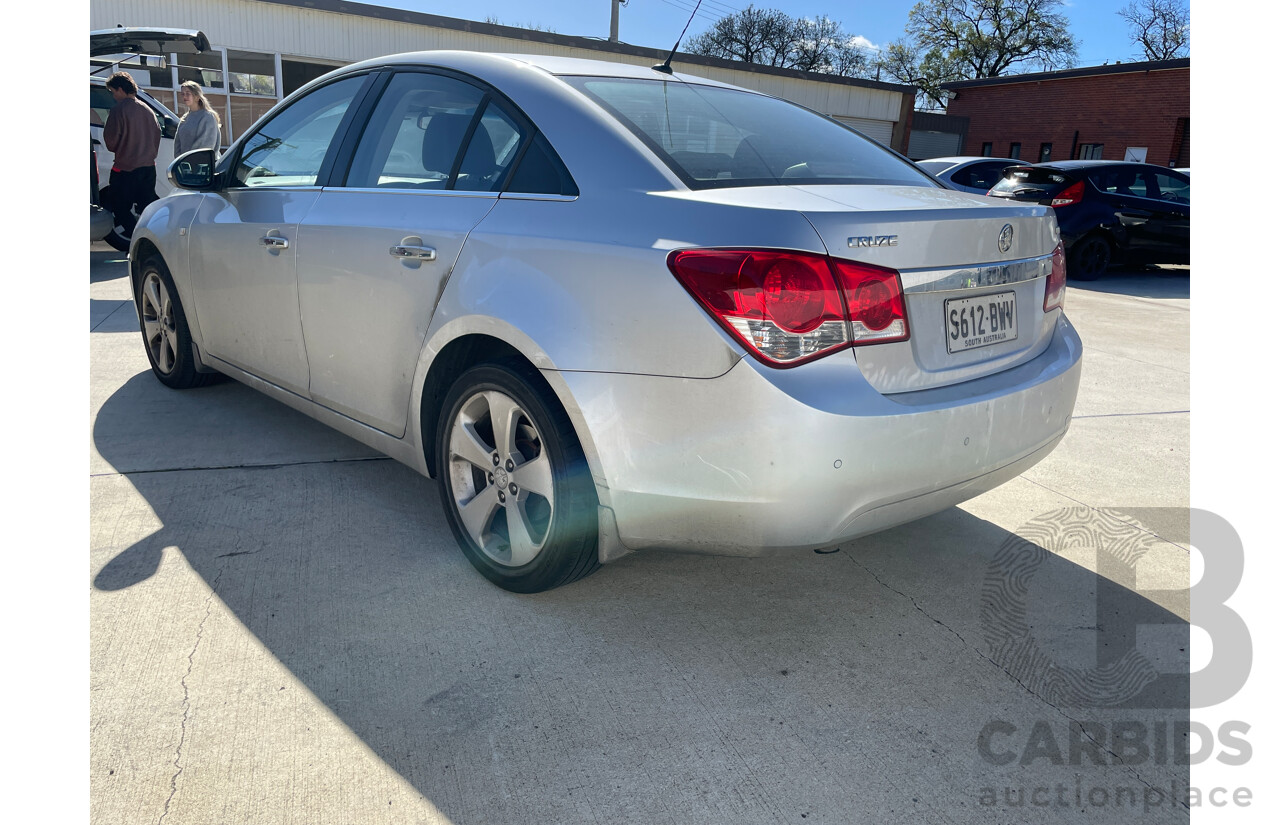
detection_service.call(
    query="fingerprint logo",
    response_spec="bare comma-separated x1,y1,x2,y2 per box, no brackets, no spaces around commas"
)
980,507,1168,708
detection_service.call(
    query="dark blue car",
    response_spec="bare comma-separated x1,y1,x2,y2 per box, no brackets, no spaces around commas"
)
986,161,1189,280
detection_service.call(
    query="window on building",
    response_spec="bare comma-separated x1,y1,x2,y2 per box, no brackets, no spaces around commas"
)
228,50,277,97
283,58,343,96
177,48,225,89
1039,143,1052,162
1009,142,1021,159
1077,143,1104,160
981,142,993,157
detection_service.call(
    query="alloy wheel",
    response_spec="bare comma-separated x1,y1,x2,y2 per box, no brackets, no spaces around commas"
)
446,390,555,567
140,272,178,374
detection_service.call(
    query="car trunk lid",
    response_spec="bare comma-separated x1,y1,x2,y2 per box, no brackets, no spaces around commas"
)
791,184,1063,394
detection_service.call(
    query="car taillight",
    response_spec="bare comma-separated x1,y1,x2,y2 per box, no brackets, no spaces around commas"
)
667,249,908,367
1044,242,1067,312
1050,181,1084,207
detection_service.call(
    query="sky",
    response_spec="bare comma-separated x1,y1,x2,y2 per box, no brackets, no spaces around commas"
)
376,0,1170,70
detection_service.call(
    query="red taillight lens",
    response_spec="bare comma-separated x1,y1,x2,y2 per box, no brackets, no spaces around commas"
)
1044,242,1067,312
1050,181,1084,207
831,259,909,344
668,249,908,367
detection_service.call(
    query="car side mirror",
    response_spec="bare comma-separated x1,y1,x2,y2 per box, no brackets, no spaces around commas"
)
168,148,217,191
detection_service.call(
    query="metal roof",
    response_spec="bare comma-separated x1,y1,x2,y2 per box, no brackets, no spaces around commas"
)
942,58,1190,91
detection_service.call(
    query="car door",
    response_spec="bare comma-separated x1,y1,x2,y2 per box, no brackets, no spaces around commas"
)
186,74,371,395
295,70,528,436
1088,165,1168,257
1142,170,1191,261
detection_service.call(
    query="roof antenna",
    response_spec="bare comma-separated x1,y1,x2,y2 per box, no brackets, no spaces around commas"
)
653,0,703,75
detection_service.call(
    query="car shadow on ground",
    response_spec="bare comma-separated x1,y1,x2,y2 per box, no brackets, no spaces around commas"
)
90,248,130,283
90,366,1193,824
1069,266,1189,300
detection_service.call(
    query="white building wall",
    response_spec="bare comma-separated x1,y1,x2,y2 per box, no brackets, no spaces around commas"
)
91,0,904,130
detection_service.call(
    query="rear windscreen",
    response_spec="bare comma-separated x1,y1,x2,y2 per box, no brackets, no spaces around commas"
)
988,167,1070,198
562,76,937,190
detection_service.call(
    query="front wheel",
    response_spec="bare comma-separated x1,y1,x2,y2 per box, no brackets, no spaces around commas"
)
1068,235,1112,281
436,363,600,592
135,255,220,389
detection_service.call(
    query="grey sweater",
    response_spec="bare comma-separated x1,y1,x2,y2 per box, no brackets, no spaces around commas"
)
175,108,221,156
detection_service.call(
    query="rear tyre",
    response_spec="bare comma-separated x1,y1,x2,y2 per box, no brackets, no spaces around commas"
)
135,255,220,389
1067,234,1111,281
436,363,600,593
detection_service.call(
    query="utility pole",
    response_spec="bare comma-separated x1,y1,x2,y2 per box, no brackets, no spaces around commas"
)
610,0,622,42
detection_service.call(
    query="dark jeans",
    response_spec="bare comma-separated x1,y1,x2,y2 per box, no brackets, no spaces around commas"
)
106,165,158,237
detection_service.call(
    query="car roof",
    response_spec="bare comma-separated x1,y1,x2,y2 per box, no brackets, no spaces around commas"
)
1027,160,1170,171
920,156,1019,165
337,50,742,89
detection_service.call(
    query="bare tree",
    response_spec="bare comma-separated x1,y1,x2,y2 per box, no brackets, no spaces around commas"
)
878,0,1079,110
1117,0,1190,60
686,5,795,67
789,16,872,76
687,6,875,78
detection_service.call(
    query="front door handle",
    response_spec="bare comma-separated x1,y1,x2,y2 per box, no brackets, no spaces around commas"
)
390,244,437,261
260,235,290,249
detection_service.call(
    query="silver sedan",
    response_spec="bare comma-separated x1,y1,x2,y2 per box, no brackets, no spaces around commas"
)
130,51,1082,592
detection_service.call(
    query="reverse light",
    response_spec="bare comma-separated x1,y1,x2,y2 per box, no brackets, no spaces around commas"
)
1044,242,1067,312
667,249,909,367
1050,181,1085,207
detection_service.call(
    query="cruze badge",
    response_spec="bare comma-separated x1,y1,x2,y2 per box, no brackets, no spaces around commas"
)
848,235,899,248
998,224,1014,253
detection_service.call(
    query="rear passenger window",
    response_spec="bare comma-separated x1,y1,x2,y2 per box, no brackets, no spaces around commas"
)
453,103,525,192
346,72,486,189
506,133,578,196
1152,172,1190,204
956,162,1009,191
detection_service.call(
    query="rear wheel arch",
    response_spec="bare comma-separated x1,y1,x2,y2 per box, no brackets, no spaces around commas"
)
418,335,601,487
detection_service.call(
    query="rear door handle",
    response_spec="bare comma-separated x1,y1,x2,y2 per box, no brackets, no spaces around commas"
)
260,235,290,249
390,244,437,261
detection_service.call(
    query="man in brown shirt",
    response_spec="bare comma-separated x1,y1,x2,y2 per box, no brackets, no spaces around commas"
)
102,71,161,240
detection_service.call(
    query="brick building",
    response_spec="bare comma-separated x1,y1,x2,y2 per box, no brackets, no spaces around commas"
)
942,58,1189,168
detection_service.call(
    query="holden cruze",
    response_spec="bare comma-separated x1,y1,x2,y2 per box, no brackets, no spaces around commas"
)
130,51,1082,592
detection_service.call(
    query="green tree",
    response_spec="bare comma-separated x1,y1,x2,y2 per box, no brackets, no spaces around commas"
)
880,0,1079,109
1117,0,1190,60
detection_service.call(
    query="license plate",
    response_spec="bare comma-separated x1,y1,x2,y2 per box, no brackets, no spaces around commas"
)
945,291,1018,354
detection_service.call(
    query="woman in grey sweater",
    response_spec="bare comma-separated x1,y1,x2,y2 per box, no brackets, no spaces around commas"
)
174,80,222,156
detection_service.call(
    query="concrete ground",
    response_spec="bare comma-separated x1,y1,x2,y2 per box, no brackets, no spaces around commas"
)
90,245,1191,825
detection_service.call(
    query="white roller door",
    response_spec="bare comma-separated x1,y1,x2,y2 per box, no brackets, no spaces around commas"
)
831,116,895,146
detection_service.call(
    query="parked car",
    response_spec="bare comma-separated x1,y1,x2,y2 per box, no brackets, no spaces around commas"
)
131,51,1082,592
985,160,1190,280
916,156,1021,195
90,27,210,250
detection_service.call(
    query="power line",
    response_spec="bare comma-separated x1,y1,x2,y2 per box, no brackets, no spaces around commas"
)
656,0,725,28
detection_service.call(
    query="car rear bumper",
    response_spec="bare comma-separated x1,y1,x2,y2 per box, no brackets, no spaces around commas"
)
559,314,1082,555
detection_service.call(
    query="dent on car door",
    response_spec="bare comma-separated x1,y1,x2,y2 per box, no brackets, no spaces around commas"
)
295,70,529,437
186,74,370,394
